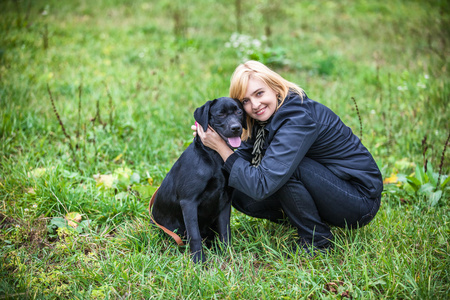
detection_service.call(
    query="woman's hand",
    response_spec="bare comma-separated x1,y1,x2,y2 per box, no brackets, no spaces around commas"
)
191,122,234,161
195,123,226,152
191,123,198,137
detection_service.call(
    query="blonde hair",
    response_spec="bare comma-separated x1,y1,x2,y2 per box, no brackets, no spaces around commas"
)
229,60,305,140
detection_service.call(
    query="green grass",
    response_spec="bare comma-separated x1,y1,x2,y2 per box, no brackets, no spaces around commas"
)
1,0,449,298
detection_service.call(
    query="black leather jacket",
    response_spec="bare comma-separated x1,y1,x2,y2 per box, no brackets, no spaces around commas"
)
223,92,383,201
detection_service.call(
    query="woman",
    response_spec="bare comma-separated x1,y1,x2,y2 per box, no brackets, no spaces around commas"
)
194,60,383,254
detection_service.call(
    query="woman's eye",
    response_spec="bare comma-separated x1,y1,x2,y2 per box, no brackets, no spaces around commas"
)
242,99,249,104
256,91,264,96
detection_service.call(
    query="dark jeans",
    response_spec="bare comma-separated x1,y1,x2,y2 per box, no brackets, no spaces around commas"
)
232,157,381,248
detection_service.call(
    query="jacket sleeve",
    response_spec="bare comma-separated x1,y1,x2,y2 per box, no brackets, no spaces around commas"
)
225,110,319,201
234,140,254,162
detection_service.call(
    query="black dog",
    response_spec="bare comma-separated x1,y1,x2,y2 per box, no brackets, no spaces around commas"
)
151,97,246,263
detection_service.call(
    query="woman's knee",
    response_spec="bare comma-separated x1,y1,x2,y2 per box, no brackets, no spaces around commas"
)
355,196,381,228
231,189,284,221
292,157,322,181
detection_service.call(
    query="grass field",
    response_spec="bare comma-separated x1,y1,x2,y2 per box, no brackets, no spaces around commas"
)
1,0,449,298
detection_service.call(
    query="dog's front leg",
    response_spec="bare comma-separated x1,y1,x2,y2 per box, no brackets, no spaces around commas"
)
216,201,232,249
180,200,205,263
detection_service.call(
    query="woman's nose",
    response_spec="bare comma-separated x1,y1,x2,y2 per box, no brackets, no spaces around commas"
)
250,98,260,109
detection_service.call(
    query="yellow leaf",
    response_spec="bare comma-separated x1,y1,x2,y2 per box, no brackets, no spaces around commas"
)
28,167,47,177
113,153,123,162
28,166,55,178
383,174,398,184
93,174,115,189
65,212,82,228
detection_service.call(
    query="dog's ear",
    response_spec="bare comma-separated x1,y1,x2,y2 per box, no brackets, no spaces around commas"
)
242,114,248,130
194,99,217,131
233,98,247,130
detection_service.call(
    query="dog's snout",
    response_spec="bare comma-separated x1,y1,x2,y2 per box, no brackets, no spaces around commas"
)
231,124,242,133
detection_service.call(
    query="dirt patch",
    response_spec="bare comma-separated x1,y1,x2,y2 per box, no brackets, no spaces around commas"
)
0,212,16,229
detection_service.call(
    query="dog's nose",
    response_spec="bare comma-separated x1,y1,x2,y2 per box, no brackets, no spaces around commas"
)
231,124,242,133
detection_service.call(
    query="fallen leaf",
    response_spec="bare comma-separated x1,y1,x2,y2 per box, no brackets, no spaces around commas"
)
324,281,346,296
93,174,116,189
65,212,82,228
130,173,140,184
325,282,338,293
383,173,398,184
341,291,350,298
113,153,123,162
400,198,410,204
132,185,158,200
28,167,55,178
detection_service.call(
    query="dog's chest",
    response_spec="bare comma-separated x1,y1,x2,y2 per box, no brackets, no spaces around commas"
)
197,174,229,217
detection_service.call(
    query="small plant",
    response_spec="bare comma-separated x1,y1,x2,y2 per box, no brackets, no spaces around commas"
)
42,24,49,50
47,82,116,169
92,167,156,223
384,132,449,206
235,0,242,33
47,212,91,240
225,33,287,66
103,81,115,130
403,164,448,206
165,1,188,38
47,84,78,166
258,0,286,46
351,97,363,141
436,132,450,189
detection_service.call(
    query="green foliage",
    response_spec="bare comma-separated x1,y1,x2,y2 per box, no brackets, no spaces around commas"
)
225,33,288,66
0,0,449,298
47,216,91,237
384,163,449,207
404,165,449,206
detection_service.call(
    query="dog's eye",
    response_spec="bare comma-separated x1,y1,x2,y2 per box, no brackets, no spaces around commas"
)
217,113,226,118
236,110,243,115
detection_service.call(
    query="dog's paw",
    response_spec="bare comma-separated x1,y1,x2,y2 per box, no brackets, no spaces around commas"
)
192,250,206,264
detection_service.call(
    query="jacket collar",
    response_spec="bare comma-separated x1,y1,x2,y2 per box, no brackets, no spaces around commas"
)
263,91,304,132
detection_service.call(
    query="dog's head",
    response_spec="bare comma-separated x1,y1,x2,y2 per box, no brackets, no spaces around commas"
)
194,97,247,149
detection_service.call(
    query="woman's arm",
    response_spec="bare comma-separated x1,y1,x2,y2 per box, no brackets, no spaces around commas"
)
225,111,319,201
192,105,318,201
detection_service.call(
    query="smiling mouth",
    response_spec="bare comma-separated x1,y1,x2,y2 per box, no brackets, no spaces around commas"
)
255,107,266,116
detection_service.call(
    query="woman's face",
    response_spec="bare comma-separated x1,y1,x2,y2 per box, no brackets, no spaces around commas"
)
241,77,278,122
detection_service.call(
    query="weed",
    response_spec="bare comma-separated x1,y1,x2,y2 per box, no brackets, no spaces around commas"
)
351,97,363,141
41,24,48,50
422,135,429,172
258,0,285,46
47,84,77,166
437,132,450,189
225,32,288,66
235,0,242,33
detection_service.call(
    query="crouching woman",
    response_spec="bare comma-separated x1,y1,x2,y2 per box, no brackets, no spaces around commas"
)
195,60,383,254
